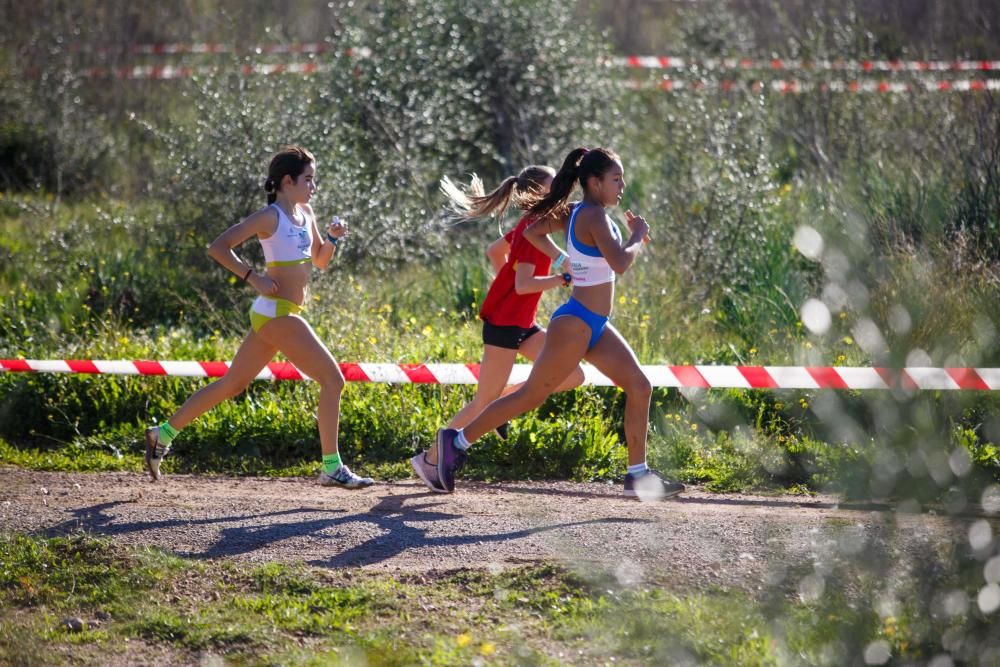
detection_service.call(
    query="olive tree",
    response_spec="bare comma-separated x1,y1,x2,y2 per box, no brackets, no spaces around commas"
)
151,0,618,268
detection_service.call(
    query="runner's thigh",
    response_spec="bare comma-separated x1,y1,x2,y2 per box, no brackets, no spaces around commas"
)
583,323,647,389
258,315,343,384
522,316,589,393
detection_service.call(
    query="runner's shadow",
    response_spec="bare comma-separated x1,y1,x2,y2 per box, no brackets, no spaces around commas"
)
42,500,349,539
41,492,650,568
305,492,650,568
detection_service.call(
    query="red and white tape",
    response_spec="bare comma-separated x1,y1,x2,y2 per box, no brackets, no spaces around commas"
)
22,63,1000,94
126,42,332,55
2,359,999,390
26,62,326,80
616,56,1000,72
626,78,1000,93
62,43,1000,73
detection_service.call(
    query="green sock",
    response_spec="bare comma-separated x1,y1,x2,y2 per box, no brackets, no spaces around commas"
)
322,452,343,474
158,422,179,445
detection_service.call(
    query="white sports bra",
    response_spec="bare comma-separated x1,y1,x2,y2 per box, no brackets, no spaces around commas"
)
259,203,312,267
566,202,621,287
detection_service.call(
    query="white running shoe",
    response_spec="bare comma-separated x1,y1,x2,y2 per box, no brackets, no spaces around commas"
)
623,469,685,501
318,465,375,489
144,426,170,482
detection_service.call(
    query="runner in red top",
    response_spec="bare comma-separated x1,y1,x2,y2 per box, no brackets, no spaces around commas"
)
478,213,554,327
411,166,585,492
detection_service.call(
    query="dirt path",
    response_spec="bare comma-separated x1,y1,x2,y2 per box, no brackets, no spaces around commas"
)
0,467,982,591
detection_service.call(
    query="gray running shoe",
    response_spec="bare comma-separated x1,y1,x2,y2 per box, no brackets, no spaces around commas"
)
623,469,685,500
410,452,447,493
144,426,170,482
318,465,375,489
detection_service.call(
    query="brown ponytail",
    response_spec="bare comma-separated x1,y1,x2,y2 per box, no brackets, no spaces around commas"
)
441,165,556,222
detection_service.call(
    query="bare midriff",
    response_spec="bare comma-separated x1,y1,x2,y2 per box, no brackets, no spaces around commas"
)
266,262,312,306
570,281,614,318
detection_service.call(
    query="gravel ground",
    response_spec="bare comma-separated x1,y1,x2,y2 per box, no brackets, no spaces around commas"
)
0,467,982,591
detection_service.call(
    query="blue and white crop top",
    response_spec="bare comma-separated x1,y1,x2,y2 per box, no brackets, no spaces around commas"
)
566,202,621,287
259,203,313,267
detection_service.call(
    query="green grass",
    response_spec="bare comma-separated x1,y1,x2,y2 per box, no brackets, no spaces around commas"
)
0,437,143,473
1,533,958,666
0,534,185,613
9,529,995,666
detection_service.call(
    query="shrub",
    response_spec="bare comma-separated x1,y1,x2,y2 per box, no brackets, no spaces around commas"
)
144,0,618,276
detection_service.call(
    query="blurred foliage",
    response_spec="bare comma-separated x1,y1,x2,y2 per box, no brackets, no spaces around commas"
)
0,0,998,490
0,66,118,201
139,0,616,275
3,2,1000,663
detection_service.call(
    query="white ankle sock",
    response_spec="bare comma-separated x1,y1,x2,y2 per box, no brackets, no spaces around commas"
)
627,462,649,476
454,429,472,450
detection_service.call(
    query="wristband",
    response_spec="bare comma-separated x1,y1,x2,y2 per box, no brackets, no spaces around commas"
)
326,233,340,246
552,253,567,270
241,268,253,282
561,272,572,286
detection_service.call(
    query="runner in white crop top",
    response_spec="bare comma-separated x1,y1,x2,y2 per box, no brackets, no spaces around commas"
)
259,203,313,267
565,201,621,286
142,145,375,492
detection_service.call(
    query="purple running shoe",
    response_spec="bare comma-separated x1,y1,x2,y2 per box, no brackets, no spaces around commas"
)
435,428,467,493
495,421,510,441
410,451,447,493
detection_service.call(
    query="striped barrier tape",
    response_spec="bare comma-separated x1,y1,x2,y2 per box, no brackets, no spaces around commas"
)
1,359,998,390
54,42,1000,72
23,62,326,80
17,62,1000,94
60,42,337,56
616,55,1000,72
627,78,1000,93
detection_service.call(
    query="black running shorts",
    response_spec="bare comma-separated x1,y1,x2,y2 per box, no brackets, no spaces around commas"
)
482,321,541,350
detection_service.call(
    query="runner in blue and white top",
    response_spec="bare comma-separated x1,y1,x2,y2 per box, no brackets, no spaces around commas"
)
564,199,621,288
429,147,685,501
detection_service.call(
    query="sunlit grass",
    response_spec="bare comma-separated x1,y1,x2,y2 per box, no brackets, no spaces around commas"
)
3,533,970,666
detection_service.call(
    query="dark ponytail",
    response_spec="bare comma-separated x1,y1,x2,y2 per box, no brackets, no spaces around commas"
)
264,145,315,205
263,177,277,204
528,147,621,222
527,148,588,221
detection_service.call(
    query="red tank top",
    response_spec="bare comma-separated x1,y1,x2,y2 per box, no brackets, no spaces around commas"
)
479,214,553,328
